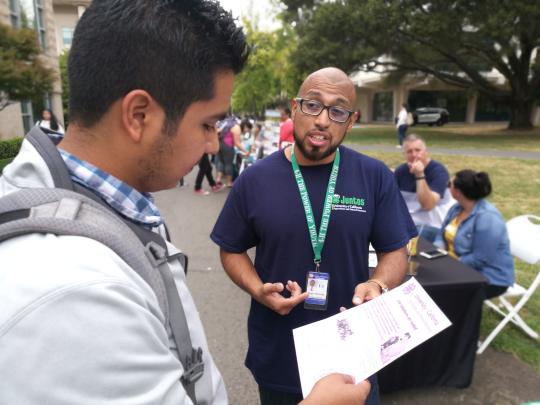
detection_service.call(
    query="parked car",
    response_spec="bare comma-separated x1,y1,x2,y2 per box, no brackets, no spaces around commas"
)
412,107,449,126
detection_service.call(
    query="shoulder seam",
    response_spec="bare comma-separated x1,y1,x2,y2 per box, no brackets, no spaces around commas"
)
0,279,159,339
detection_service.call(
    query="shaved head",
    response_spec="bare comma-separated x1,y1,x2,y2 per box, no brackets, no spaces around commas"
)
290,66,358,165
298,67,357,107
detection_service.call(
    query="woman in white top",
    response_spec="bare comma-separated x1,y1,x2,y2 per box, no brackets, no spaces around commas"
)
35,108,64,134
396,103,409,147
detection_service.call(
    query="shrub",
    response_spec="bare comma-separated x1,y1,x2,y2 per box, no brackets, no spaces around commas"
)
0,137,23,160
0,158,12,172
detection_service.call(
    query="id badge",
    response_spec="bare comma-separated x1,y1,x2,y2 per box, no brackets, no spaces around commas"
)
304,271,330,311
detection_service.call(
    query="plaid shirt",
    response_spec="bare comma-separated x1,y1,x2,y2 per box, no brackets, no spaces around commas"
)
59,149,163,228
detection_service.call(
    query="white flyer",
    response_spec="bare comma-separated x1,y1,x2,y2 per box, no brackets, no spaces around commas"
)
293,277,451,398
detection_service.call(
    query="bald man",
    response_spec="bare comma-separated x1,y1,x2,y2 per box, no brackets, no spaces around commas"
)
394,134,454,242
211,67,416,405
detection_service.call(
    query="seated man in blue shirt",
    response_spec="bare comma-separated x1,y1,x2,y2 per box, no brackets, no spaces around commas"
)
394,134,454,242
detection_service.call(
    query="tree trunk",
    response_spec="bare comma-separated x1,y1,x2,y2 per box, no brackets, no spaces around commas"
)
508,97,534,130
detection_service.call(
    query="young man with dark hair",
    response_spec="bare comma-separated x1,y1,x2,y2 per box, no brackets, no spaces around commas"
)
0,1,370,404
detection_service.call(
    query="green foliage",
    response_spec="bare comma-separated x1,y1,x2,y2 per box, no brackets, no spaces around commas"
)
281,0,540,129
59,50,70,125
0,158,13,173
0,137,23,160
0,23,54,111
232,21,302,115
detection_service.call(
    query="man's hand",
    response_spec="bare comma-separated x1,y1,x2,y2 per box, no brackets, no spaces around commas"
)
351,281,383,306
256,280,308,315
408,159,425,177
300,373,371,405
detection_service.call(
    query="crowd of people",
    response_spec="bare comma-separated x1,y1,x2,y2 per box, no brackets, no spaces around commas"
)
190,113,290,195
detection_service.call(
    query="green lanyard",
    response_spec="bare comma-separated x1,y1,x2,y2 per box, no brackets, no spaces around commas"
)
291,145,340,271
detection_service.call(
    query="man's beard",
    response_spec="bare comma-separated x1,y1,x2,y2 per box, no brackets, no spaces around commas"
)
293,131,340,162
138,130,175,191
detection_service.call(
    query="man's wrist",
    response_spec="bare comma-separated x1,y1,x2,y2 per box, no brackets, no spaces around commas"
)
415,176,425,180
366,279,389,294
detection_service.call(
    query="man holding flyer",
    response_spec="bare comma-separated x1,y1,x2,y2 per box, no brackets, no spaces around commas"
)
211,67,416,405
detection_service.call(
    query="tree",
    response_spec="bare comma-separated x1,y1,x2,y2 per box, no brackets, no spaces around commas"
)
232,20,302,116
281,0,540,129
0,23,54,111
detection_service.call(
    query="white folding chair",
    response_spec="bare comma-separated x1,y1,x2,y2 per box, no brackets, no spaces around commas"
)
477,214,540,354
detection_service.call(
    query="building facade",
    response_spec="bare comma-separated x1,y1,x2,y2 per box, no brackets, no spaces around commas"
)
0,0,89,140
351,68,540,126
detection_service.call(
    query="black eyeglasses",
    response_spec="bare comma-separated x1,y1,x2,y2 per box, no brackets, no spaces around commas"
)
294,98,354,123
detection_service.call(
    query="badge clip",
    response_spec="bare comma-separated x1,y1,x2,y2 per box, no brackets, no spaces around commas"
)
314,259,321,273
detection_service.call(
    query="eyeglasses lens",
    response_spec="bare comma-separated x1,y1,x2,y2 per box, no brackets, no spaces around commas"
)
300,99,350,123
328,107,349,122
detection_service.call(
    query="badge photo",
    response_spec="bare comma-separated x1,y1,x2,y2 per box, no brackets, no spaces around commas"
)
304,271,330,311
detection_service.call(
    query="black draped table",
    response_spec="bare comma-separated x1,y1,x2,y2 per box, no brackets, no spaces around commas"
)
378,238,487,393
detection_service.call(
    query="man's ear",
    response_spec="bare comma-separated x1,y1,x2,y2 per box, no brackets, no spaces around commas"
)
291,98,298,120
121,90,160,143
346,111,360,132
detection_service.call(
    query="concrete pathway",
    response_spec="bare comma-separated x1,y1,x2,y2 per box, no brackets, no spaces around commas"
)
345,143,540,160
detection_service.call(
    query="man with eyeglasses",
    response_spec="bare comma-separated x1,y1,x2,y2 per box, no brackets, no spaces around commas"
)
211,67,416,405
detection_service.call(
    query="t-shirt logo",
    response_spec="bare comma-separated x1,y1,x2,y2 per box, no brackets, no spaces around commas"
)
332,194,366,213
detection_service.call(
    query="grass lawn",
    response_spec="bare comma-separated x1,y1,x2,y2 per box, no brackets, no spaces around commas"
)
362,150,540,371
347,123,540,152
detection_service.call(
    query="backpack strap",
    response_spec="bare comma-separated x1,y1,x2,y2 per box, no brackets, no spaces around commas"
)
143,238,203,398
26,127,74,190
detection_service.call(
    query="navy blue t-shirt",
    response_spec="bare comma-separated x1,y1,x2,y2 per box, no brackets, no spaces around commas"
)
211,146,416,393
394,159,449,198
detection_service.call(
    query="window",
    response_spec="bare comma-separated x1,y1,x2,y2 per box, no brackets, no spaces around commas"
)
62,28,74,48
18,0,34,29
35,0,46,49
9,0,20,27
15,0,46,49
373,92,394,122
21,100,34,134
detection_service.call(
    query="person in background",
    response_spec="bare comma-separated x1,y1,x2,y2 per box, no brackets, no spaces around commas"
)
436,170,514,299
278,106,294,149
236,119,256,175
394,134,454,242
229,118,251,183
36,108,64,135
395,103,409,148
194,153,222,195
211,66,416,405
254,123,266,159
215,116,239,188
